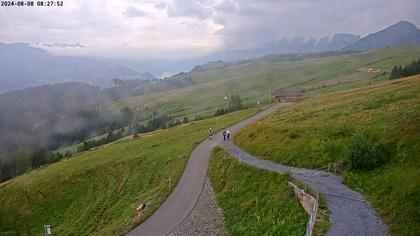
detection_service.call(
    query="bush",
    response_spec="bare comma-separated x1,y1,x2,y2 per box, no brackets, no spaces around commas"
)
347,131,392,170
288,130,300,139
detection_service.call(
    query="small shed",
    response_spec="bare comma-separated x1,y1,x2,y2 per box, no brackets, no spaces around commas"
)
272,89,304,103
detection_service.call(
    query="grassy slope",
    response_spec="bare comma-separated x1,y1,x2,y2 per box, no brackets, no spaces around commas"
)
0,108,260,236
105,46,420,119
234,75,420,235
208,148,307,236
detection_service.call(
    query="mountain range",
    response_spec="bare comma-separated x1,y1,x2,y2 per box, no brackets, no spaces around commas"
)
344,21,420,51
191,21,420,73
1,20,420,94
0,43,156,93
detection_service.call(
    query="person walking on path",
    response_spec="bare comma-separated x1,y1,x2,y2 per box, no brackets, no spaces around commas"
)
208,128,213,140
223,130,226,141
226,129,230,141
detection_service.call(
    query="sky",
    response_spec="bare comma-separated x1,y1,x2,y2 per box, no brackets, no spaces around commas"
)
1,0,419,60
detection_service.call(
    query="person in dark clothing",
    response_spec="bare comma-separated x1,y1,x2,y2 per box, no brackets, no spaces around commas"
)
223,130,226,141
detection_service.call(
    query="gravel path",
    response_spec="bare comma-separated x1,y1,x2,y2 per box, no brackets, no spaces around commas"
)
220,141,389,236
127,103,288,236
168,177,227,236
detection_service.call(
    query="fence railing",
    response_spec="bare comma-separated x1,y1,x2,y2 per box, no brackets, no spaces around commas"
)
316,161,343,174
288,181,319,236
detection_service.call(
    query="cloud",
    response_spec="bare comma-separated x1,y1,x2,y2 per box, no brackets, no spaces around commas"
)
42,42,85,48
167,0,212,19
215,0,235,13
123,6,148,18
0,0,419,60
211,0,420,49
153,2,167,9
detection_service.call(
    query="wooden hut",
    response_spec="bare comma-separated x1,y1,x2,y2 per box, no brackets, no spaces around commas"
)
272,89,304,103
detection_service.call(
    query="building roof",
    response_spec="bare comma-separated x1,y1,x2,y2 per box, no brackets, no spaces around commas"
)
273,89,304,97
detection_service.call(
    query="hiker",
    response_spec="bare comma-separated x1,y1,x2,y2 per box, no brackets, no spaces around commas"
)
223,130,226,141
208,128,213,140
226,129,231,141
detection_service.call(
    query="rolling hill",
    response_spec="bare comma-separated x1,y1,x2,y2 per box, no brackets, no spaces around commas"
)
0,45,419,236
0,108,260,235
233,75,420,235
105,45,420,119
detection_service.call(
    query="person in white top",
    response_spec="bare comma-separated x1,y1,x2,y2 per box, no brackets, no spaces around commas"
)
226,129,231,141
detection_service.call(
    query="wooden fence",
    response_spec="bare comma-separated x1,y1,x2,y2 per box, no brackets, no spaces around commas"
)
288,181,319,236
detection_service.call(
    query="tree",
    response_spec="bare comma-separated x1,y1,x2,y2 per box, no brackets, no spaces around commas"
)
14,149,31,175
121,107,134,125
389,59,420,80
106,131,115,142
0,161,14,182
31,147,52,169
194,115,203,121
214,108,228,117
228,95,242,112
390,66,400,79
64,150,73,158
183,117,189,124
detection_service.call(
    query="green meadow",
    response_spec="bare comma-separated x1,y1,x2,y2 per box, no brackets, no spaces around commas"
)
0,108,259,235
1,46,419,236
208,148,308,236
105,46,420,119
234,75,420,235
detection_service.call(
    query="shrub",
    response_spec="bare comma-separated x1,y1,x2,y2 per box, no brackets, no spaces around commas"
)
347,131,392,170
288,130,300,139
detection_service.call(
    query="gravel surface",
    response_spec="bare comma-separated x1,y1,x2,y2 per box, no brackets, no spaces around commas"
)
168,177,227,236
127,103,288,236
220,141,389,236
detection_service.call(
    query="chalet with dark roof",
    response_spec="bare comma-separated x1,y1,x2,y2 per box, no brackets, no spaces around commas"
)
271,89,304,103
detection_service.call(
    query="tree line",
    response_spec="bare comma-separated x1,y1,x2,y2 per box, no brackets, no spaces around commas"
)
0,147,62,182
0,95,244,183
389,59,420,79
214,95,243,117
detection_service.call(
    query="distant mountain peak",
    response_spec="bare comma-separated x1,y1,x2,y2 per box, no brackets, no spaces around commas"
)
343,20,420,51
394,20,417,27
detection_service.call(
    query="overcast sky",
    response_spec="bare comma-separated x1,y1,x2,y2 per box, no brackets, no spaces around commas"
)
1,0,419,59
